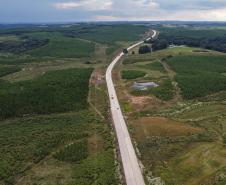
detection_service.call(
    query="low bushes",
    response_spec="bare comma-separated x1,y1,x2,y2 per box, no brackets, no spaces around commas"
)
121,70,146,79
0,66,21,77
54,140,88,162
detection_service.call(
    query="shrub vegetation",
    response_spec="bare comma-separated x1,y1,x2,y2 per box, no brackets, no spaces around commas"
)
122,70,146,79
131,79,174,101
139,45,151,54
0,36,49,54
54,140,88,162
150,79,175,101
0,66,21,77
143,61,165,73
0,111,118,185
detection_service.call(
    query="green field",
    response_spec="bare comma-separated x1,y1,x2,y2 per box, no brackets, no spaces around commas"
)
106,44,119,55
139,61,166,73
121,70,146,79
0,35,20,42
0,68,93,119
27,32,95,58
149,79,175,101
167,55,226,99
68,25,147,44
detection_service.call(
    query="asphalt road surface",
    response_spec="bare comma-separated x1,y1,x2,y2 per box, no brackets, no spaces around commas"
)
106,30,157,185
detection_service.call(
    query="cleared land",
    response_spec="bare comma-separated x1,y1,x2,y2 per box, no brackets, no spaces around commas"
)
132,117,203,141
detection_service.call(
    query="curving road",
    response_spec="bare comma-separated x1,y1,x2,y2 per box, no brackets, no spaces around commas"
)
106,30,157,185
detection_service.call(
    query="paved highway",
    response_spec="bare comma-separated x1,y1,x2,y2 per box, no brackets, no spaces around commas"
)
106,30,157,185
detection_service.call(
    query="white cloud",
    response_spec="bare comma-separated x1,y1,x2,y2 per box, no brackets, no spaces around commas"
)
52,0,226,21
54,0,113,11
100,7,226,21
135,0,159,8
95,15,117,20
201,8,226,21
158,8,226,21
54,2,80,9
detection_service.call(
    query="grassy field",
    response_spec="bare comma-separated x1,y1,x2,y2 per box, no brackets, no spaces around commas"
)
121,70,146,79
140,61,166,73
27,32,95,58
106,44,119,55
132,117,203,141
0,35,20,42
70,24,148,44
149,79,175,101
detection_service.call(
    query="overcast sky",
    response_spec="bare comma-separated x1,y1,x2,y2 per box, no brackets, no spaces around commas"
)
1,0,226,23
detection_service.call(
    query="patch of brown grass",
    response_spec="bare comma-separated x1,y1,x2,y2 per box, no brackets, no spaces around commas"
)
15,158,73,185
130,96,153,111
132,117,203,141
87,134,104,155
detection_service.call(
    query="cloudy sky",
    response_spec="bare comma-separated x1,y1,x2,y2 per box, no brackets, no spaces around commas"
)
1,0,226,23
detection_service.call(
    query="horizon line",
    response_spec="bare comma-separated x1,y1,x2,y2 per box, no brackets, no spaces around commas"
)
1,20,226,25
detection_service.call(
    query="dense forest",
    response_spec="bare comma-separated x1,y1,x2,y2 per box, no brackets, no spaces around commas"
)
157,28,226,53
167,55,226,99
0,68,93,119
0,36,49,54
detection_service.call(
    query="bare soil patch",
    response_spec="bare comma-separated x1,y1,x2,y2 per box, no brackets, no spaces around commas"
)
90,68,104,86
